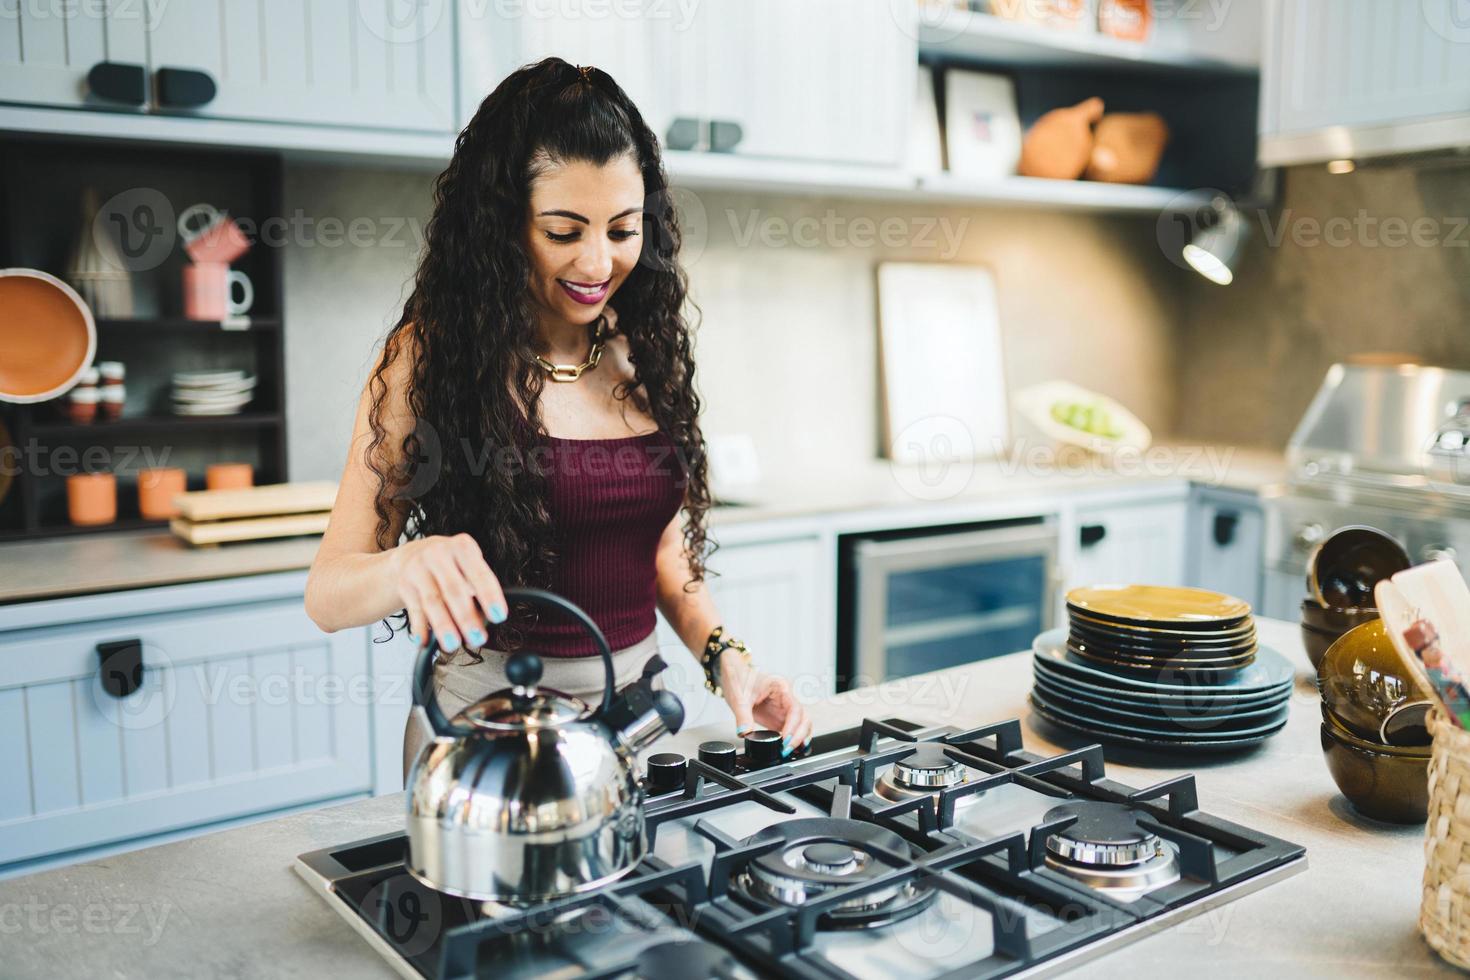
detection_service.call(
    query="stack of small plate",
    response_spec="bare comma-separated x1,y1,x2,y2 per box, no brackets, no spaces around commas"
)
1029,585,1294,751
171,370,256,416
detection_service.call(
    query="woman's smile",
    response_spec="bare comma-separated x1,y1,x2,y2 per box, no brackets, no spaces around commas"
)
558,277,612,305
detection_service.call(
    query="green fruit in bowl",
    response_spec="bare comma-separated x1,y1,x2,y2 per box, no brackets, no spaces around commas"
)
1051,399,1124,439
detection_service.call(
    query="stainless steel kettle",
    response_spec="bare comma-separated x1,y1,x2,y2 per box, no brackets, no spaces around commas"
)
405,587,684,903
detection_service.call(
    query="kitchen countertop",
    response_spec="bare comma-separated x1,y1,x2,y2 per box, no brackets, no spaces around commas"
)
0,619,1450,979
0,442,1286,605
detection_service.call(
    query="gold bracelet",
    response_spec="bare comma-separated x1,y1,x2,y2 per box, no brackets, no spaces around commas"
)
701,625,751,697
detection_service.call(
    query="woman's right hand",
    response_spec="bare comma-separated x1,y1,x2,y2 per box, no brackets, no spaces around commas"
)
391,533,508,652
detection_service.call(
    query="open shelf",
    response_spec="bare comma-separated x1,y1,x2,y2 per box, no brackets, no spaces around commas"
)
29,413,284,438
0,136,288,542
918,13,1256,77
911,172,1213,213
667,151,1215,215
97,316,281,332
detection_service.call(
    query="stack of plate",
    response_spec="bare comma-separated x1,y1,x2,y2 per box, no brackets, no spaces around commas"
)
172,370,256,416
1067,584,1258,679
1029,585,1294,751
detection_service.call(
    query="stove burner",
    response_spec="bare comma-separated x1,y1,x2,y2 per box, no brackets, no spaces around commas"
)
635,939,736,980
729,818,937,929
873,744,980,807
1042,802,1182,897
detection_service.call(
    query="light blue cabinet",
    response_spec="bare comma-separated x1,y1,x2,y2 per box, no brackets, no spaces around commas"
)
1185,486,1265,612
0,572,410,877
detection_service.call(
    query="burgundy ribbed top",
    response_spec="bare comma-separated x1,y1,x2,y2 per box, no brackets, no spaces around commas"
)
490,419,687,657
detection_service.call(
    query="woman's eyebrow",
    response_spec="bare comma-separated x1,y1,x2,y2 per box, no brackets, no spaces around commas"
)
535,206,645,222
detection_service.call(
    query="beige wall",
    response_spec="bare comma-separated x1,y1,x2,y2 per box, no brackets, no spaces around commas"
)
282,163,1188,485
1173,160,1470,450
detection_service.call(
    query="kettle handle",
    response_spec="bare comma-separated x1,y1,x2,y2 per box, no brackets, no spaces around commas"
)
409,586,616,735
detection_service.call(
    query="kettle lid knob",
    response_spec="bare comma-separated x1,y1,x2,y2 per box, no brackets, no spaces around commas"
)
506,651,543,695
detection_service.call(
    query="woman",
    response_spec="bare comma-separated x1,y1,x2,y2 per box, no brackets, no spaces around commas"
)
304,58,812,780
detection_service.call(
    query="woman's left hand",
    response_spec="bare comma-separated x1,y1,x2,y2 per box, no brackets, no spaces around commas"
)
721,653,813,756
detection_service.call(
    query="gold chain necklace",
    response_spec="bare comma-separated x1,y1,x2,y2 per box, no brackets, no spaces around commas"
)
534,316,607,383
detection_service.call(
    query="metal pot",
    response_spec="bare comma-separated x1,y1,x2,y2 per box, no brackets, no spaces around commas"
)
405,587,684,903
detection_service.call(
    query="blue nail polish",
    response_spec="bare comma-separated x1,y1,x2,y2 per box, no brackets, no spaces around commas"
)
440,631,461,652
468,629,486,647
781,744,793,758
488,603,507,624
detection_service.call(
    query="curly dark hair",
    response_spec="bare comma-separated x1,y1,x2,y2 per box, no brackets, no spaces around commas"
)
365,57,711,648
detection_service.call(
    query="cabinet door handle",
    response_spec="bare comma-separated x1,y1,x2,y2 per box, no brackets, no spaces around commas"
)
665,117,744,153
155,67,218,108
97,640,145,698
87,61,147,105
1213,511,1240,547
1079,524,1107,548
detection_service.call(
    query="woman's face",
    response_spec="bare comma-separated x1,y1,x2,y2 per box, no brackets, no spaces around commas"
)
524,152,645,329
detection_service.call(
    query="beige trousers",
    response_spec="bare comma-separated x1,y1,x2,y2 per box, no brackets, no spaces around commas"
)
401,629,664,785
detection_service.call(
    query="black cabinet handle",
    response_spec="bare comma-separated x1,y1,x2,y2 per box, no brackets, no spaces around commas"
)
97,640,144,698
1079,524,1107,548
665,117,743,153
155,67,217,108
1213,512,1240,547
87,62,147,105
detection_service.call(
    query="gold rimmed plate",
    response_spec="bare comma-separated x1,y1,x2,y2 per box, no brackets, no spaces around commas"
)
1066,584,1252,629
1068,608,1256,640
1068,620,1257,656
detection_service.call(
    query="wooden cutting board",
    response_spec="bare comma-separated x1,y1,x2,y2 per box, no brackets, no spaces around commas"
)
174,481,338,522
171,511,331,546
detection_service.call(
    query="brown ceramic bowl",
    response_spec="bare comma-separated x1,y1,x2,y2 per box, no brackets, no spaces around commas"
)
1320,722,1429,824
1300,597,1380,634
1318,619,1435,743
1321,704,1432,753
1300,622,1341,672
1307,526,1411,610
0,268,97,403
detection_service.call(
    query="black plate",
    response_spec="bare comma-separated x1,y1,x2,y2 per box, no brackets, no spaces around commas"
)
1032,675,1291,734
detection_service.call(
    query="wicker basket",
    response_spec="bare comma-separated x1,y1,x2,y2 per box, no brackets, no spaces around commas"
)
1422,707,1470,970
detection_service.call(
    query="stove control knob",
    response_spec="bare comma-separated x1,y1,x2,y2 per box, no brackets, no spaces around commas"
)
697,740,737,774
1294,522,1325,552
743,729,783,768
645,752,687,794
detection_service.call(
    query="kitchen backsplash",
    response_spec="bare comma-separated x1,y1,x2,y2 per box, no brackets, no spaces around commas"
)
1173,160,1470,449
283,163,1186,485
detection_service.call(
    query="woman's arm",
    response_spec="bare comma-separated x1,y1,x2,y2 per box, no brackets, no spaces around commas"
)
654,514,814,751
304,338,507,650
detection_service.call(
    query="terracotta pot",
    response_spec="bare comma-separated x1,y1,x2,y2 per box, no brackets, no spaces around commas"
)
138,467,187,520
206,462,254,491
1019,97,1105,180
1085,113,1171,184
67,472,116,526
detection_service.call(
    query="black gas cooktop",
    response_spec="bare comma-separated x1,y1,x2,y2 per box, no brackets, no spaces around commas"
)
294,717,1305,980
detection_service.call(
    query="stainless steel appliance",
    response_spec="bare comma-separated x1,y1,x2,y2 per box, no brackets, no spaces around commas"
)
1261,362,1470,619
405,588,684,903
296,717,1305,980
839,519,1059,689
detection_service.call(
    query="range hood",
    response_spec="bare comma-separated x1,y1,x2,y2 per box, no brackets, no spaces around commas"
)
1260,115,1470,169
1259,0,1470,168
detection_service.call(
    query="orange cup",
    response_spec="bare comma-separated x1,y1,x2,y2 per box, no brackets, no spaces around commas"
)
138,467,187,520
206,462,254,491
67,473,117,526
